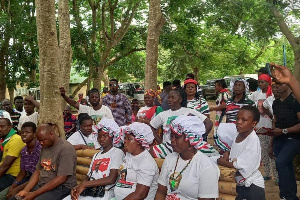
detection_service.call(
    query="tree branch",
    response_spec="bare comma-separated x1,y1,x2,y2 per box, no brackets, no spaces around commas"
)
105,47,146,67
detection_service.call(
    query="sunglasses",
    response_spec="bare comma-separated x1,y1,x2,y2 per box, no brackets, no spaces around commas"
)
109,84,117,87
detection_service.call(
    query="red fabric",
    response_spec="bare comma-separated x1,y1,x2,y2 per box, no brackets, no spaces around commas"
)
184,79,198,86
220,88,229,93
145,106,158,119
258,74,272,97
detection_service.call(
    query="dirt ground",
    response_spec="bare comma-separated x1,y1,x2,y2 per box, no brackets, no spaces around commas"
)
207,101,300,200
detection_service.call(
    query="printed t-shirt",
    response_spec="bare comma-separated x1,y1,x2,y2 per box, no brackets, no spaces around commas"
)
229,131,264,188
0,134,25,176
226,97,255,123
150,107,207,144
67,130,100,149
215,91,230,127
158,151,220,199
136,106,150,119
248,91,273,129
17,112,39,131
79,104,113,132
114,150,159,200
20,140,42,174
36,138,76,189
186,97,210,116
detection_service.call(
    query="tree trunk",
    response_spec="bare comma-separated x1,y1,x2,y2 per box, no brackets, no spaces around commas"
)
36,0,64,137
0,52,6,100
192,67,199,82
293,49,300,81
144,0,165,90
8,88,14,102
58,0,72,109
93,66,103,90
102,70,109,87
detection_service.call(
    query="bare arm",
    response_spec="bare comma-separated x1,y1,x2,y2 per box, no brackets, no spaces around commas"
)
155,184,167,200
19,170,40,193
9,169,27,190
25,96,40,109
203,118,213,136
59,87,80,109
124,184,150,200
0,156,17,178
210,101,226,111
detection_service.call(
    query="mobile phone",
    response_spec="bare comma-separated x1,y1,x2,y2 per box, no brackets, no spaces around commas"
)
265,63,271,76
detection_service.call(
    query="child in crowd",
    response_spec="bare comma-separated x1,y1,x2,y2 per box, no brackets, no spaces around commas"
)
131,105,139,122
218,106,265,200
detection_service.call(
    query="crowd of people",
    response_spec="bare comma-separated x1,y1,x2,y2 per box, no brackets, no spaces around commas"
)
0,64,299,200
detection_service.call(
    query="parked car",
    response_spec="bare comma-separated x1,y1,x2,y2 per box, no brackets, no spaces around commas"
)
118,82,144,101
201,79,218,99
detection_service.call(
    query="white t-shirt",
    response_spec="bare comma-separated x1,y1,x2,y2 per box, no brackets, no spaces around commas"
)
136,106,150,119
158,151,219,199
230,130,264,188
63,147,124,200
114,150,159,200
150,107,207,144
17,112,39,130
263,96,275,116
79,104,113,129
249,91,273,129
67,130,100,149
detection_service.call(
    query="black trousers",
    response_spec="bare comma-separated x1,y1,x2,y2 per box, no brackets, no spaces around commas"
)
236,184,265,200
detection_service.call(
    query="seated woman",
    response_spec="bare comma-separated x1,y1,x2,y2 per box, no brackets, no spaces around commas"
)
64,118,124,200
137,89,162,124
67,114,100,150
155,115,220,200
114,122,159,200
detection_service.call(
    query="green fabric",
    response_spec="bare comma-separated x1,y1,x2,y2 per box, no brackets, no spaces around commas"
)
155,106,163,115
2,129,16,147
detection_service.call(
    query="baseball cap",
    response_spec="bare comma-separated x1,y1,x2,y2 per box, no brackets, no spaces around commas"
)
0,110,12,123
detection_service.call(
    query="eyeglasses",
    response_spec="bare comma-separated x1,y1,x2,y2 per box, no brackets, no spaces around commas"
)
109,84,117,87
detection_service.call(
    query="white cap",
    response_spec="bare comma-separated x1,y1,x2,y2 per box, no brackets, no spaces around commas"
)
0,110,12,123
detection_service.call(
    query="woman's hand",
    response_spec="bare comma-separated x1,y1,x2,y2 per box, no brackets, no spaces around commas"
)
71,184,85,200
270,63,295,84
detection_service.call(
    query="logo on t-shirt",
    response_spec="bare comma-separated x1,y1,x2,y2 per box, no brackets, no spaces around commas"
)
41,158,56,171
116,166,134,188
166,193,180,200
91,158,110,173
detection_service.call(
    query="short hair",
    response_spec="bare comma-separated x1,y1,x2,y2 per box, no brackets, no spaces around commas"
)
186,73,195,79
88,88,100,96
109,79,119,84
247,78,258,91
21,122,37,133
240,105,260,122
215,79,227,89
14,96,23,102
78,113,92,125
163,81,172,87
172,79,181,87
258,67,268,75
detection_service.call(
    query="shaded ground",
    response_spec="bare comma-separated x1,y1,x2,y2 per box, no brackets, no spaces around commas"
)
207,101,300,200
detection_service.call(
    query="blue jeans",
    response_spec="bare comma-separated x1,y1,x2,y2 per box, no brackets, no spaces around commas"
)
273,137,300,200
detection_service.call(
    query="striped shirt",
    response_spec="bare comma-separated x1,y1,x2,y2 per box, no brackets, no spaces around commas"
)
187,97,210,116
226,97,255,123
20,140,42,173
10,110,21,131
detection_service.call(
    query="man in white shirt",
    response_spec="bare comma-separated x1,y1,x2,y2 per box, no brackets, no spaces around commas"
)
17,96,39,131
59,87,113,127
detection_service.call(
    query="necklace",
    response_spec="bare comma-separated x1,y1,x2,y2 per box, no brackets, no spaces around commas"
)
169,154,193,192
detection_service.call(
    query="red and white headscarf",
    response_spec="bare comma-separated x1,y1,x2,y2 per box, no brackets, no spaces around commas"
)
258,74,272,97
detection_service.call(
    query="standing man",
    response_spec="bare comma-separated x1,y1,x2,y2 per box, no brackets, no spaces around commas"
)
0,114,25,192
160,81,172,111
102,79,132,126
17,96,39,131
14,124,77,200
13,96,24,115
60,87,113,127
2,99,21,131
270,81,300,200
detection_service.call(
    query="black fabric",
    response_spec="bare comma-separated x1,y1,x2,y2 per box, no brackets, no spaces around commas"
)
273,93,300,140
236,184,266,200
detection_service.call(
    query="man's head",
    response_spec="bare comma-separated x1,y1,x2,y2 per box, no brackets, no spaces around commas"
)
20,122,37,144
88,88,100,107
36,124,58,148
2,99,12,113
274,81,290,96
186,73,195,80
172,80,181,88
24,98,35,115
64,105,71,116
0,117,12,138
257,67,269,77
162,81,172,93
14,96,24,112
109,79,119,93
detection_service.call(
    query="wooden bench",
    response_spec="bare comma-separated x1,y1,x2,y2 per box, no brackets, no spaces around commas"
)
76,149,237,200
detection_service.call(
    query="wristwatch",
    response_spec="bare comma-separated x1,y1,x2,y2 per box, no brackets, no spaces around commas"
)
282,128,288,135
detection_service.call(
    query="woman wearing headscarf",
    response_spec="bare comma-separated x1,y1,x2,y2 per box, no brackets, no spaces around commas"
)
136,89,162,123
248,74,278,182
65,118,124,200
114,122,159,200
155,115,220,200
226,78,255,124
183,79,210,118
